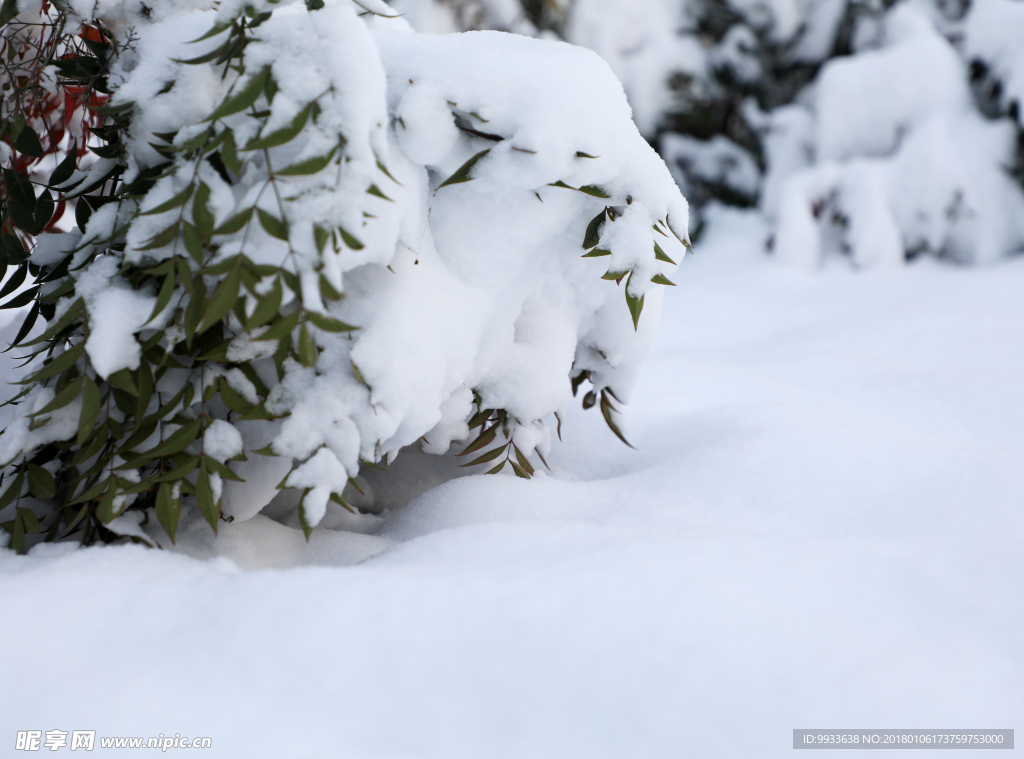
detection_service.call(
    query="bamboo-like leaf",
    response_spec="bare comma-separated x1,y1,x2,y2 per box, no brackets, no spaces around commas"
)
195,462,219,533
438,150,490,188
22,341,84,384
136,418,203,461
485,461,506,474
337,226,363,250
579,185,610,198
219,377,254,414
600,393,634,448
460,444,506,468
155,482,180,543
138,221,181,251
246,277,283,331
582,248,611,258
32,377,83,417
583,209,605,249
651,273,676,286
18,507,40,533
182,222,204,264
257,208,289,240
200,264,241,333
192,183,215,237
205,67,270,122
221,129,242,175
48,142,79,188
458,425,497,457
510,461,531,479
275,148,336,176
184,278,208,345
145,268,176,325
306,311,357,333
513,445,535,476
367,183,393,201
140,183,195,216
26,463,55,500
212,207,253,237
77,376,101,446
107,368,138,398
626,289,644,331
254,309,300,342
0,470,25,510
243,102,314,151
653,241,676,265
297,322,317,367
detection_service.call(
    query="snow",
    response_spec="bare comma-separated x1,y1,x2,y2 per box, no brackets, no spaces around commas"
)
2,207,1020,756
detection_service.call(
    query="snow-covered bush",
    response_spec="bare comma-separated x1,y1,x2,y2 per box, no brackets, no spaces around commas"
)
0,0,688,552
397,0,1024,266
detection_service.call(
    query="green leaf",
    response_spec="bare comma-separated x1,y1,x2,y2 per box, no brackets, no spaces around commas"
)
140,183,195,216
218,378,254,414
24,297,85,347
297,322,316,367
182,222,204,264
135,360,154,425
173,39,233,66
27,464,56,500
625,288,644,331
13,127,43,158
195,462,219,533
192,183,215,237
187,22,230,44
145,265,176,326
583,209,606,250
653,241,676,265
579,185,610,198
458,425,497,457
184,277,208,345
155,482,180,543
205,67,270,122
314,225,330,254
306,311,357,333
438,150,490,188
77,376,101,446
510,461,531,479
600,393,634,448
485,461,506,474
22,341,85,384
203,455,244,481
0,470,25,510
246,277,283,330
212,207,253,236
601,269,630,282
0,0,22,26
138,222,181,251
221,130,243,175
48,142,79,188
107,368,138,398
367,183,392,201
575,151,599,159
275,148,337,176
459,444,506,468
257,208,289,240
18,507,40,534
581,248,611,258
200,263,241,333
513,445,535,475
254,309,300,341
337,226,363,250
651,273,676,286
137,419,203,461
298,488,314,540
244,102,314,151
32,377,83,417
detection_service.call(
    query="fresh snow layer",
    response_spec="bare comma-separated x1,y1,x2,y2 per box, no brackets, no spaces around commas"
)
2,207,1021,757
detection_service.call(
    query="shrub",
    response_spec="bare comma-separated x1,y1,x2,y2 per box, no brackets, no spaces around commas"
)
0,0,689,553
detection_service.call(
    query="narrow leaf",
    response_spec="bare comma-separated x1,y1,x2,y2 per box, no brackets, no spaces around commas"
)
438,150,490,188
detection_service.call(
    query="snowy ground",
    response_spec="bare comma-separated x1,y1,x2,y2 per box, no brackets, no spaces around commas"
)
1,207,1021,757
